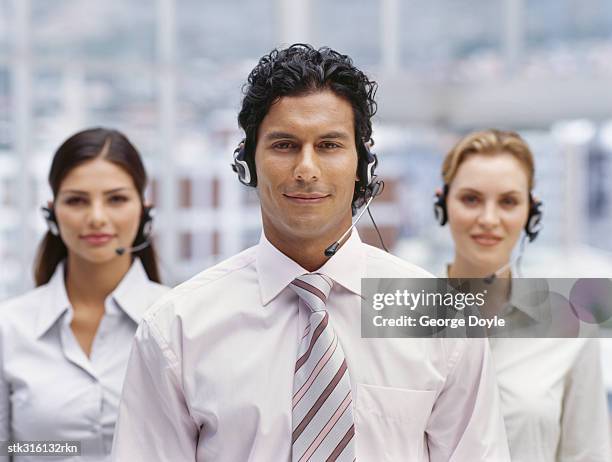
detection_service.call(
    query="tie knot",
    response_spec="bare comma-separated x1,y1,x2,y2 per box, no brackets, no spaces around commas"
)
290,273,333,313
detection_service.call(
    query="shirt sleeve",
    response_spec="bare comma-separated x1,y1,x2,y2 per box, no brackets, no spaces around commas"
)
558,338,612,462
0,322,10,443
111,314,199,462
426,338,511,461
0,323,13,462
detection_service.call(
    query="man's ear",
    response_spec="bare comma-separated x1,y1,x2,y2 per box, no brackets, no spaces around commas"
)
434,188,443,197
47,200,53,208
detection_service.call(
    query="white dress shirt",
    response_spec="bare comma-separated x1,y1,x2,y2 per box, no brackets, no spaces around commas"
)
442,267,612,461
112,232,510,461
0,260,169,462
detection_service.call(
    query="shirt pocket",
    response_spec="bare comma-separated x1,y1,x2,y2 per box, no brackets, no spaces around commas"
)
354,383,437,462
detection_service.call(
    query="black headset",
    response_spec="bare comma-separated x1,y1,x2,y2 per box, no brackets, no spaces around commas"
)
41,204,155,242
231,138,380,215
433,185,543,242
41,205,60,236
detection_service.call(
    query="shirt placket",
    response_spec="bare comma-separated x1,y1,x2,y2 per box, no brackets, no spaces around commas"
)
59,309,106,456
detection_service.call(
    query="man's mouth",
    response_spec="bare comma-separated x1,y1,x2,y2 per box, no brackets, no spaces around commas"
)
283,193,330,204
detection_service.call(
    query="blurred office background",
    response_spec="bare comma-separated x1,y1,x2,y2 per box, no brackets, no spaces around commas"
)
1,0,612,378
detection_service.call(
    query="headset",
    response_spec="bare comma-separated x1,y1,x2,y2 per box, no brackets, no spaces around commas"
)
231,137,380,215
41,204,155,254
41,205,60,237
231,137,387,255
433,185,543,242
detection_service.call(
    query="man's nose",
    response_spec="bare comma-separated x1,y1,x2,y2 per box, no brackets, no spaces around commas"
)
293,145,321,183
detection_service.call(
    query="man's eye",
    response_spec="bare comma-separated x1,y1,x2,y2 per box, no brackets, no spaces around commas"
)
273,142,294,150
320,142,340,150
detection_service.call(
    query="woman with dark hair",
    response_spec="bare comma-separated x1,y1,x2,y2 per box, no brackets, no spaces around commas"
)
435,129,611,461
0,127,168,461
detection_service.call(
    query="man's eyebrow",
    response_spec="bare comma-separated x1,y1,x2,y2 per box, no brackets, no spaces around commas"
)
263,131,299,141
262,131,352,141
320,131,350,140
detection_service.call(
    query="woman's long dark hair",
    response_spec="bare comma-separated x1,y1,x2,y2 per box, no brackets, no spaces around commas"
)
34,127,161,286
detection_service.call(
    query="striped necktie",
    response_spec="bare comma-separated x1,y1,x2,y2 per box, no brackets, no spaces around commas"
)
289,273,356,462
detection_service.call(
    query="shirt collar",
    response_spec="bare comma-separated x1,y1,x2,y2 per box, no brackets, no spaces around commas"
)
256,230,365,306
442,264,542,323
110,259,155,324
35,259,154,338
507,278,548,323
36,262,71,338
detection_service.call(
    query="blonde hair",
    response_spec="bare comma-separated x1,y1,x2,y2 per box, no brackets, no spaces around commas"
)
441,129,535,190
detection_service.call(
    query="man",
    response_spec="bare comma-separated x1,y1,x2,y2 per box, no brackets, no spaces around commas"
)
112,44,510,461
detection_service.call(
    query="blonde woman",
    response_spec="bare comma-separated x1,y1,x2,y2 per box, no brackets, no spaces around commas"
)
434,129,611,461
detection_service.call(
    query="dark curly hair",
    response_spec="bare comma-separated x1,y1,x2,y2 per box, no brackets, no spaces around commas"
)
238,43,378,211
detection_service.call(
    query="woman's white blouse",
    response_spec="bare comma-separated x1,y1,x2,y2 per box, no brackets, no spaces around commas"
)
0,261,168,461
440,267,611,461
489,336,610,461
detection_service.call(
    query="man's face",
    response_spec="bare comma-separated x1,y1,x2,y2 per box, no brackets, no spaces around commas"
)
255,89,359,246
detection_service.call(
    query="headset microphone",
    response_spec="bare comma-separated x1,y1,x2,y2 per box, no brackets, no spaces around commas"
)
325,180,383,257
115,239,151,256
483,259,515,284
115,205,155,256
483,234,528,284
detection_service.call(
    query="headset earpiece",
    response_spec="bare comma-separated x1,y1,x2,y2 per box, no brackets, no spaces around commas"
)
433,186,543,241
525,196,543,242
140,205,155,239
41,206,60,236
433,185,449,226
357,140,378,191
231,139,257,187
232,136,381,214
41,203,156,246
352,140,379,215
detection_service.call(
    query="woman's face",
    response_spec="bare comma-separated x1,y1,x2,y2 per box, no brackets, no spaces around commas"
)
53,157,142,264
446,152,530,274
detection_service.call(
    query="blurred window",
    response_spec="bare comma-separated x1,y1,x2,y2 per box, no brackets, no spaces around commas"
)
31,0,155,62
399,0,502,80
312,0,381,67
